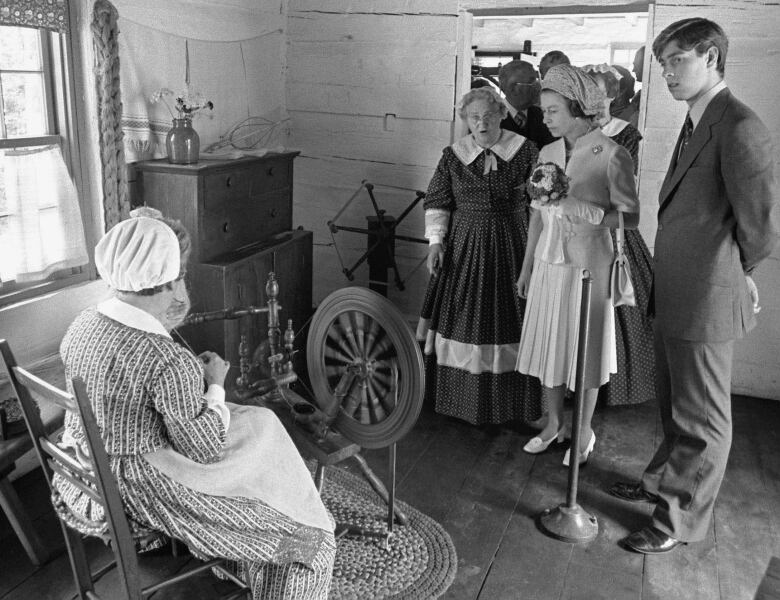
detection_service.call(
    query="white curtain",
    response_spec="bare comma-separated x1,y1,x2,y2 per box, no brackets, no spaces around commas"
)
0,145,88,285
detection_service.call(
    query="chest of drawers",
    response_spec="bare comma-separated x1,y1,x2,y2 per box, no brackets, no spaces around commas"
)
136,152,299,262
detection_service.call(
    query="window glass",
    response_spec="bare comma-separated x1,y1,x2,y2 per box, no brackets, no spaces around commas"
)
2,73,48,136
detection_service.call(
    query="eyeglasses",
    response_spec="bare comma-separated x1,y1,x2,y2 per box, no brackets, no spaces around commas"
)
508,81,538,91
466,112,501,123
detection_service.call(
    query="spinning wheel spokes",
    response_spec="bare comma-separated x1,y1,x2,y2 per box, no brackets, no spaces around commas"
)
307,287,424,449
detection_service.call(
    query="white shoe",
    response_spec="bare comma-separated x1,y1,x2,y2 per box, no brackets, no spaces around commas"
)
563,432,596,467
523,428,564,454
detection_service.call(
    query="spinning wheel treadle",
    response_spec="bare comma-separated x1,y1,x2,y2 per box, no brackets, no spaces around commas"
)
307,287,424,449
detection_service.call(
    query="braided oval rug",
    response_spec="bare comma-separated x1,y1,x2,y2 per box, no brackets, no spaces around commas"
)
320,466,457,600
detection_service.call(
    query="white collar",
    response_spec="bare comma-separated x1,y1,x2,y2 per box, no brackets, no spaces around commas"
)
97,297,171,339
689,80,727,128
452,130,527,166
601,117,629,137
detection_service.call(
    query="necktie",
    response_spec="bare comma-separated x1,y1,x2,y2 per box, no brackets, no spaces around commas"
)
514,111,526,130
676,115,693,165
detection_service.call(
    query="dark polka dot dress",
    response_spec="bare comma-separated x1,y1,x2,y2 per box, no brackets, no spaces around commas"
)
417,132,543,425
602,122,656,406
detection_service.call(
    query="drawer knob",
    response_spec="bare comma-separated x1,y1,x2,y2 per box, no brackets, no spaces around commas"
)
267,166,274,176
270,208,278,218
226,176,232,187
223,222,230,233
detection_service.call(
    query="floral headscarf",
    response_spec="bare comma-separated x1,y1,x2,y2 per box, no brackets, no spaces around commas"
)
541,64,605,116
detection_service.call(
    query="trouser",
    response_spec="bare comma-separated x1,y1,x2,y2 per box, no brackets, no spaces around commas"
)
641,323,734,542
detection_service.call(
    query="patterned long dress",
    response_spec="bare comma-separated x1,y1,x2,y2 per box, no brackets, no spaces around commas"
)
417,131,542,425
601,118,656,406
56,307,335,600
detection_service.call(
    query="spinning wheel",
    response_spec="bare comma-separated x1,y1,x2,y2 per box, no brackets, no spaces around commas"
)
306,287,424,450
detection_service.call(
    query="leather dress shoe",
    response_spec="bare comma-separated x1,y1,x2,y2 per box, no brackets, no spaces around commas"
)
621,526,685,554
608,481,659,504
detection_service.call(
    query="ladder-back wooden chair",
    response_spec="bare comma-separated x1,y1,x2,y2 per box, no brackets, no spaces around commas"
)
0,340,250,600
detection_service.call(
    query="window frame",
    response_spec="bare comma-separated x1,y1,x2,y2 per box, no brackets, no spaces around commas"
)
0,24,92,307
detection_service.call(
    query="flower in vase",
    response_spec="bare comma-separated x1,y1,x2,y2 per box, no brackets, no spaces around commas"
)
151,87,214,120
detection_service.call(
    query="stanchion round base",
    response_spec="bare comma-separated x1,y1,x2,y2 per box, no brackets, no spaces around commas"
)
538,503,598,543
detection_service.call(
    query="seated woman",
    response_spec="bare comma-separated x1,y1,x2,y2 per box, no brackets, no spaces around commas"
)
55,208,335,600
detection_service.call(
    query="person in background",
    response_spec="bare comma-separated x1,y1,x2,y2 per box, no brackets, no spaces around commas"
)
498,60,557,148
584,63,655,409
56,208,335,599
610,65,637,124
611,18,778,554
539,50,571,79
628,46,645,128
471,77,493,89
516,65,639,465
417,87,542,426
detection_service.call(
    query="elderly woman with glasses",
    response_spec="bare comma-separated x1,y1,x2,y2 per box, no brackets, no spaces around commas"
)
417,87,542,426
55,208,335,599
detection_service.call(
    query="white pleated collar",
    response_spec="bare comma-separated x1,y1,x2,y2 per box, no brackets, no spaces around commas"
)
97,297,171,339
452,130,527,166
601,117,629,137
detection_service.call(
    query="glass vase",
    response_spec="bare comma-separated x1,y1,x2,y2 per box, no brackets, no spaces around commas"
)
165,117,199,164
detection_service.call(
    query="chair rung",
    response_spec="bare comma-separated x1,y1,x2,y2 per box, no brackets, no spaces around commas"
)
141,558,226,595
213,563,252,589
49,460,103,504
41,438,97,485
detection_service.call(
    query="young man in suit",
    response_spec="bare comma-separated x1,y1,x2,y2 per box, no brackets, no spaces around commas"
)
498,60,556,149
610,18,778,554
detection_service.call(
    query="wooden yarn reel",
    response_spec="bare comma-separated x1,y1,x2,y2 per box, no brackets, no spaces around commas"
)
306,287,424,450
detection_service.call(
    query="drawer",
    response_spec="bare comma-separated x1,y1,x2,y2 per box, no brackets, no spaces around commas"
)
199,188,293,260
203,157,291,209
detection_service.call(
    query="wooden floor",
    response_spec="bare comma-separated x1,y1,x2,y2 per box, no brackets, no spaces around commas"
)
1,393,778,600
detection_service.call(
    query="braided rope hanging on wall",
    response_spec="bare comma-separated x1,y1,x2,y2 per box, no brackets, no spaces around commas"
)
92,0,129,231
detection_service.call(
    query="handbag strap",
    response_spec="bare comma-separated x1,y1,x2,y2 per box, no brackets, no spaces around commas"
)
616,212,625,255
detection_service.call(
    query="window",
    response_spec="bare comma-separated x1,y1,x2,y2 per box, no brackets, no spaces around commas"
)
0,24,89,306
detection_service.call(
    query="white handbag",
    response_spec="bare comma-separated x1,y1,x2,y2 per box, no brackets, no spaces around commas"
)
610,212,636,307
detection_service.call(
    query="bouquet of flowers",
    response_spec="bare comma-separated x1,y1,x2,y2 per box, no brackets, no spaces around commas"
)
151,87,214,120
527,162,570,205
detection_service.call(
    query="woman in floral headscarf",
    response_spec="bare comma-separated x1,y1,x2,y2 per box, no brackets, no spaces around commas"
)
515,65,640,466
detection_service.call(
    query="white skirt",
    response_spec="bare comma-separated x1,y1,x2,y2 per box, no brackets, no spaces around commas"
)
517,255,616,391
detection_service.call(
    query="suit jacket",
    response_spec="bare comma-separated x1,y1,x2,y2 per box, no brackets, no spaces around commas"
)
500,105,556,149
652,88,779,342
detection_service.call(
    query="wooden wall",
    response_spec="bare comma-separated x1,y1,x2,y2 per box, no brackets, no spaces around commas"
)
286,1,461,318
288,0,780,399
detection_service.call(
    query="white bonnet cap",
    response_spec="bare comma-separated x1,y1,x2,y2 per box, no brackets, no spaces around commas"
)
95,208,181,292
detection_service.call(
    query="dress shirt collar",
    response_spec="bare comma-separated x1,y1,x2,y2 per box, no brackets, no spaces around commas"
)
689,80,727,128
503,100,528,121
97,296,171,339
452,129,526,166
